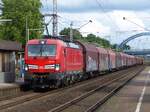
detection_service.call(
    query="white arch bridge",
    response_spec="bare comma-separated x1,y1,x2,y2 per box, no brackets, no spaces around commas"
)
119,32,150,50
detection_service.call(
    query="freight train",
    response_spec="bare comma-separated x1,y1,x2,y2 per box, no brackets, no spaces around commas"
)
24,37,143,89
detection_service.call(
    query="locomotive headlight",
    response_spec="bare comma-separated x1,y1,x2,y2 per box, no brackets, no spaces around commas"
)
25,66,28,71
44,64,60,71
45,64,55,69
41,41,45,44
55,64,60,71
28,65,38,69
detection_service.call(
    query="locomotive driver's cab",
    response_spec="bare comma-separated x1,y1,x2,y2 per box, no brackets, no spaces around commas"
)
24,40,58,72
24,39,63,88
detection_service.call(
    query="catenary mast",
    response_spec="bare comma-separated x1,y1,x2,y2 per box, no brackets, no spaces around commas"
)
52,0,58,37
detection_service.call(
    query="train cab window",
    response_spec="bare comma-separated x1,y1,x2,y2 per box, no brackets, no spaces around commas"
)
42,45,56,56
28,45,41,56
28,44,56,56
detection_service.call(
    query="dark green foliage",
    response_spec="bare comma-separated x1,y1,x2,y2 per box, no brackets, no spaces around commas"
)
122,44,131,50
111,44,118,49
0,0,43,45
59,28,83,40
111,44,131,51
86,34,111,48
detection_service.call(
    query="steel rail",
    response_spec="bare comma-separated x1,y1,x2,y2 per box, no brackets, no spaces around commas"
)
0,66,141,111
85,67,144,112
48,66,144,112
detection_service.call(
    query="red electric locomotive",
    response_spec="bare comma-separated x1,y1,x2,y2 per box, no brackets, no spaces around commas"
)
24,38,83,88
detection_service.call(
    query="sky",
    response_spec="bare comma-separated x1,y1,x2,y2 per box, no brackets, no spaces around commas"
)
41,0,150,49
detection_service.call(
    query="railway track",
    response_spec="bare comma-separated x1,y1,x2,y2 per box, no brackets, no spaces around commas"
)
0,66,143,112
0,91,33,102
48,66,144,112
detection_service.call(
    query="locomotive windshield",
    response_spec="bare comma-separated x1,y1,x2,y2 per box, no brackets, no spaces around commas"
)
28,44,56,56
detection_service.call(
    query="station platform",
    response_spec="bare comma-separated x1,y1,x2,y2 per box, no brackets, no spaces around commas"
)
0,78,24,98
96,66,150,112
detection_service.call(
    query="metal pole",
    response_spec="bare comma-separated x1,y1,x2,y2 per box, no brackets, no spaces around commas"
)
0,19,12,22
27,29,29,41
70,21,73,41
26,16,28,43
52,0,58,37
78,20,92,30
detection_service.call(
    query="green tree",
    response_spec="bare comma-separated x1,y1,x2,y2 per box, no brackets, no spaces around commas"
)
59,28,83,40
123,44,131,50
111,44,118,49
111,44,131,51
86,34,96,42
86,34,111,48
0,0,43,45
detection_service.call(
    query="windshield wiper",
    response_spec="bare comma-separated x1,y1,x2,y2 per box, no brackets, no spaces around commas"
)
40,45,43,56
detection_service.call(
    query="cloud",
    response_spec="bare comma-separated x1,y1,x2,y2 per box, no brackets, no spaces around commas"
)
112,11,145,31
43,12,111,37
41,0,150,49
102,0,150,11
41,0,150,13
107,11,147,44
80,20,111,37
43,10,148,44
60,13,111,35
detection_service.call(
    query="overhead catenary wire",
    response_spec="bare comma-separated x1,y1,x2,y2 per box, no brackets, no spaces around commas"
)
58,21,69,28
43,17,53,36
95,0,120,31
59,18,71,26
41,0,59,37
59,15,92,28
123,17,150,32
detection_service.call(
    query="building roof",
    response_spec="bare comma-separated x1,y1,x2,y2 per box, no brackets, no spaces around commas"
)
0,40,22,51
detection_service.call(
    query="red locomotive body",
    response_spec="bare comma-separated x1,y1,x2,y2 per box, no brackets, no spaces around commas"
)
24,39,83,88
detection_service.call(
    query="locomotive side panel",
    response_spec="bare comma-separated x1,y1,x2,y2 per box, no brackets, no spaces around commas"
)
65,43,83,74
